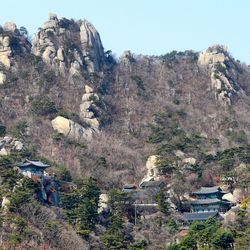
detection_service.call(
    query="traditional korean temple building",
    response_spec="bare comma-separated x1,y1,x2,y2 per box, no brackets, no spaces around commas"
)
17,159,49,178
17,159,60,206
183,186,233,222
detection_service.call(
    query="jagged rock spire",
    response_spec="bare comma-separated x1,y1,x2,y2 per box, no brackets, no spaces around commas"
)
32,13,105,77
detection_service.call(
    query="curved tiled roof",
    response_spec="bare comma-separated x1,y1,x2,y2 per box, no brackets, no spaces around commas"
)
18,159,50,168
191,198,231,205
191,198,222,205
193,186,221,195
183,211,218,221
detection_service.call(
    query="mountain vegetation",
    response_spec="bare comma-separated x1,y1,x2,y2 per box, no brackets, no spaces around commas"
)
0,14,249,249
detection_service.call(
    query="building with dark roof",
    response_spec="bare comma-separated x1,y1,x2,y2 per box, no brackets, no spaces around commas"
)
183,211,219,222
122,184,137,192
191,186,232,213
17,159,49,178
183,186,233,222
193,186,226,199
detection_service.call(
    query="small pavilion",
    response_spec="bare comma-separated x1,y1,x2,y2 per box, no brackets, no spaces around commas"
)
17,159,49,178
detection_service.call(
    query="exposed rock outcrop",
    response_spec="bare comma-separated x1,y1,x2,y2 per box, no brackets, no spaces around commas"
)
0,22,31,84
51,116,94,142
80,20,104,72
98,193,109,213
222,188,242,204
0,35,11,69
198,45,244,105
140,155,160,186
0,72,6,84
1,196,10,211
3,22,18,33
80,84,100,129
119,50,135,69
32,14,105,77
0,136,24,156
182,157,197,165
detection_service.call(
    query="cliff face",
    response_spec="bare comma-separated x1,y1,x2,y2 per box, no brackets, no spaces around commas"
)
198,45,245,105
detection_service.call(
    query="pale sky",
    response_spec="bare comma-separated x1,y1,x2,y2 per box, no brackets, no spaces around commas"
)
0,0,250,63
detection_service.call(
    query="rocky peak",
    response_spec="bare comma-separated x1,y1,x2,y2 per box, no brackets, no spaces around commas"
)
120,50,135,66
0,23,31,84
198,45,244,105
198,44,229,65
3,22,18,33
32,14,106,77
80,20,105,72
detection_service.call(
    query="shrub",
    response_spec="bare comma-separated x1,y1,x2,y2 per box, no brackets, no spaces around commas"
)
56,166,72,182
131,75,145,96
7,216,28,246
167,218,179,234
211,230,234,250
10,120,28,138
37,70,56,89
228,130,248,144
173,99,180,105
31,97,57,116
129,240,147,250
9,189,32,212
155,189,170,214
0,124,6,136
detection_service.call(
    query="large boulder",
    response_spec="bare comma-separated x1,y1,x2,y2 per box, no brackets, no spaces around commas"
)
1,196,10,211
222,188,242,203
182,157,196,165
0,148,8,156
0,72,6,84
222,193,237,203
140,155,160,185
98,193,109,213
51,116,93,142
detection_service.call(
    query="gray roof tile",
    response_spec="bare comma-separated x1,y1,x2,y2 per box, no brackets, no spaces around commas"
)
183,211,218,221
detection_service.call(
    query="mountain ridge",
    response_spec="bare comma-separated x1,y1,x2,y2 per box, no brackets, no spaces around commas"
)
0,13,249,250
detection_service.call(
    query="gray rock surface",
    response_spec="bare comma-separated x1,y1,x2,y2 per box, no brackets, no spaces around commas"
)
0,136,25,156
32,14,105,76
79,85,100,129
198,45,245,105
51,116,94,142
80,20,104,72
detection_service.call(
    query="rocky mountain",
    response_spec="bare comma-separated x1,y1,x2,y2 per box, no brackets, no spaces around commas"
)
0,13,250,249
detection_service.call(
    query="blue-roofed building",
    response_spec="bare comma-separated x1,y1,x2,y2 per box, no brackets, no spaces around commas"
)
183,211,219,222
191,186,232,213
193,186,226,199
17,159,49,178
183,186,233,222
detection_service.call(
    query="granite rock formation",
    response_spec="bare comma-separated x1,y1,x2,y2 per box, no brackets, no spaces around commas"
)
198,45,245,105
32,13,105,77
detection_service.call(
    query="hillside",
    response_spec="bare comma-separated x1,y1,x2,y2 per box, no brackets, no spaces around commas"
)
0,14,250,250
